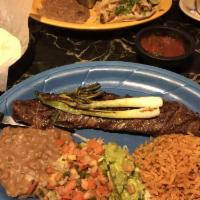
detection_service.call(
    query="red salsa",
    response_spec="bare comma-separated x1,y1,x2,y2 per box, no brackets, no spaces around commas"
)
140,34,186,58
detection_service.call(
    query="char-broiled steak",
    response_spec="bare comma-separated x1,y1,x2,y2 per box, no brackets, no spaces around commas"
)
39,0,90,24
12,94,200,136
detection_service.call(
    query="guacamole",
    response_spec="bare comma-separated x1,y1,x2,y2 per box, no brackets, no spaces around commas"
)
100,143,147,200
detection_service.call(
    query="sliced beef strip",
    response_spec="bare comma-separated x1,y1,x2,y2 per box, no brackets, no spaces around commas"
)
13,99,55,128
0,127,72,197
12,96,200,136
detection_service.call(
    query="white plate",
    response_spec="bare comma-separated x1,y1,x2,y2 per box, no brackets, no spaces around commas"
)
179,0,200,22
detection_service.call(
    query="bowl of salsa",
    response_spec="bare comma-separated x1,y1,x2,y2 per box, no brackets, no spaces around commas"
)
135,26,195,68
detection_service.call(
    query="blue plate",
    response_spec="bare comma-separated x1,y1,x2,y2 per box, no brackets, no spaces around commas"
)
0,61,200,199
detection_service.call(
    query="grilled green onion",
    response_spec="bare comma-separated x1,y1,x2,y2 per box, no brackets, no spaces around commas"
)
37,82,163,119
69,96,163,109
38,94,161,119
58,91,163,109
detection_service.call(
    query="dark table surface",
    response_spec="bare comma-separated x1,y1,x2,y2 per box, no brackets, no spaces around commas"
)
7,0,200,89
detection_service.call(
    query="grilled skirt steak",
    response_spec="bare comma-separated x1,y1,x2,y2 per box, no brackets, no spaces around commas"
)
12,96,200,136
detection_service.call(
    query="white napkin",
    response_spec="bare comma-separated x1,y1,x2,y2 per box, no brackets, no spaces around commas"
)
0,0,33,91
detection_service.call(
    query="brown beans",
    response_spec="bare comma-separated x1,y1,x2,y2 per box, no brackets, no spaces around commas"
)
0,127,72,197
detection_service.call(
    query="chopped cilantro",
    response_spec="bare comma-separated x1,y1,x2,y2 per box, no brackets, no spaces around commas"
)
89,197,97,200
79,171,87,179
63,171,70,178
115,0,139,15
38,188,45,198
76,179,81,187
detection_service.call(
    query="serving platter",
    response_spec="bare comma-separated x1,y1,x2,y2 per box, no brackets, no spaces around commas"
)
0,61,200,199
30,0,172,30
179,0,200,22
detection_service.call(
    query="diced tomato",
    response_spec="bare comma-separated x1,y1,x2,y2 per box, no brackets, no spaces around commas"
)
96,185,110,197
57,180,77,198
89,166,98,177
87,177,96,190
127,184,136,194
86,139,104,155
64,180,77,192
83,190,95,199
81,179,89,190
97,171,108,185
78,155,93,169
108,180,113,191
81,177,96,191
73,190,85,200
123,163,134,173
62,142,77,154
47,172,62,189
83,155,92,164
54,139,112,200
77,150,88,169
55,138,66,147
70,168,79,180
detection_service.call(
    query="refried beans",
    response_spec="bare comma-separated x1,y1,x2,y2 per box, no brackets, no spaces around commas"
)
0,127,72,197
39,0,90,23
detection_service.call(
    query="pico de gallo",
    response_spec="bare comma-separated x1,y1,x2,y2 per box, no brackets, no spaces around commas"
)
34,138,147,200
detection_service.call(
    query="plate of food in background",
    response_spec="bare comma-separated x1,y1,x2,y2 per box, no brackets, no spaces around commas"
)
179,0,200,22
30,0,172,30
0,61,200,200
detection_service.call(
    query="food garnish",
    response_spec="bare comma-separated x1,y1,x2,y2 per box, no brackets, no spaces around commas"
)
38,95,161,119
37,83,163,119
115,0,140,15
42,139,147,200
38,138,148,200
37,138,113,200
